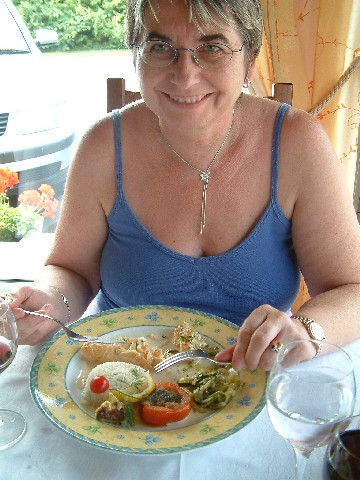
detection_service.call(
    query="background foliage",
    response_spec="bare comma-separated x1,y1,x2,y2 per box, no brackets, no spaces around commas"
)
12,0,127,51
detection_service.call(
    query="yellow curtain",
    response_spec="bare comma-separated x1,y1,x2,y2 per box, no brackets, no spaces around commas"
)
250,0,360,199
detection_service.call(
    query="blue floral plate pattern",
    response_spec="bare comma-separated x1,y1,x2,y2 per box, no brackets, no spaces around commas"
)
30,305,266,454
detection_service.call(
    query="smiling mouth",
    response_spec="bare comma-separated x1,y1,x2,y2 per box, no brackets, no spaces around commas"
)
167,93,208,104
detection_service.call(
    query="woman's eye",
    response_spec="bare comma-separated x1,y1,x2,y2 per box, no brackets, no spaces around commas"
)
151,42,171,53
201,44,223,54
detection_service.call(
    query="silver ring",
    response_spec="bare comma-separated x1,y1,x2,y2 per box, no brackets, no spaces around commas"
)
271,340,284,353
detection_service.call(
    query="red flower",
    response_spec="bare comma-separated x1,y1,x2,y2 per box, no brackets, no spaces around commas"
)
38,184,56,199
18,183,59,219
0,167,59,221
0,167,19,194
18,190,41,207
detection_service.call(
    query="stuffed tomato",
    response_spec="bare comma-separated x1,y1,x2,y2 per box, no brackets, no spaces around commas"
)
140,382,192,426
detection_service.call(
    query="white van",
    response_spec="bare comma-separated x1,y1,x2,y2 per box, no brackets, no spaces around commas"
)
0,0,75,231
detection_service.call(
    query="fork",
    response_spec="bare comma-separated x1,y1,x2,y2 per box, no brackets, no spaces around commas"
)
0,292,98,343
22,310,101,343
154,349,231,373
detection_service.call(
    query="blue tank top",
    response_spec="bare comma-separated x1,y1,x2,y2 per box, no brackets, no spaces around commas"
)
95,103,300,325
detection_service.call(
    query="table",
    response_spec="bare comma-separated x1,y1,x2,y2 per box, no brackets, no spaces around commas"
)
0,233,54,297
1,340,359,480
0,234,54,283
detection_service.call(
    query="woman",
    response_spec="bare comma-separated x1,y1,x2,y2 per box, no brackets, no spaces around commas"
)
8,0,360,370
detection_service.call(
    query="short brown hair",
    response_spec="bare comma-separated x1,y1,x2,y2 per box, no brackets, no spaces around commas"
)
125,0,262,67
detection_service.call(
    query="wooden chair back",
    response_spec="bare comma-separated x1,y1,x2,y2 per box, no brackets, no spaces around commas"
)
107,78,141,112
272,83,293,105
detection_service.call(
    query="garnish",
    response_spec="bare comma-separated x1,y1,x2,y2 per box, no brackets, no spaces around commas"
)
122,401,135,427
111,368,154,402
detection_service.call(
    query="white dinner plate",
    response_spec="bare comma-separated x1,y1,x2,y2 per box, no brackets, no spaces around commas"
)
30,305,266,454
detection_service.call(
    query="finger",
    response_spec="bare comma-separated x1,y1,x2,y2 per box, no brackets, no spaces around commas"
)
256,340,284,371
16,304,57,345
214,344,236,362
18,320,56,345
17,316,43,342
12,302,52,321
8,285,47,312
17,314,57,345
280,341,317,367
247,312,315,371
237,307,298,370
232,307,269,370
6,286,32,307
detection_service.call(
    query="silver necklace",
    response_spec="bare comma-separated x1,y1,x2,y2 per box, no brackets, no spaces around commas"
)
159,109,234,234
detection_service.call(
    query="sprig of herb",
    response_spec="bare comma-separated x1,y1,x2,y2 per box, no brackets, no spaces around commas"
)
122,401,135,428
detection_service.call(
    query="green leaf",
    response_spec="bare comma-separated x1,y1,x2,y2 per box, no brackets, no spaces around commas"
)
122,401,135,428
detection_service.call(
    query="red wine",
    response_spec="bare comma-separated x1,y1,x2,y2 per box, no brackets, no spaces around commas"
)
0,339,14,371
323,430,360,479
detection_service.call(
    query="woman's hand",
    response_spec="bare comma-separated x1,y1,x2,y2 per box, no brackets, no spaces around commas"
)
215,304,309,371
5,285,59,345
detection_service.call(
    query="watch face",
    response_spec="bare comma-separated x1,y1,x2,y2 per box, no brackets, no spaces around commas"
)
309,322,325,341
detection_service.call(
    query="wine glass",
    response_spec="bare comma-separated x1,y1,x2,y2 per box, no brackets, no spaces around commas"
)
0,301,26,449
266,339,355,479
323,413,360,479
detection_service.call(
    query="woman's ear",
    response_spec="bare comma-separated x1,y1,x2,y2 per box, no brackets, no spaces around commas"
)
243,61,256,88
247,61,256,79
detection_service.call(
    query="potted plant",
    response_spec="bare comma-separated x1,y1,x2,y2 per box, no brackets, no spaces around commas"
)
0,167,59,242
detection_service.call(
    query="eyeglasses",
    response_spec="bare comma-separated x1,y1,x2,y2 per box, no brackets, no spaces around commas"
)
134,40,245,70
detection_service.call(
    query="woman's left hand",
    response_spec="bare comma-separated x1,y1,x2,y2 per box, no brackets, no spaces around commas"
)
214,304,308,371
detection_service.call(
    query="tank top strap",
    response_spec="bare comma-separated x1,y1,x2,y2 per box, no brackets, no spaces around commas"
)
271,103,290,200
112,109,122,181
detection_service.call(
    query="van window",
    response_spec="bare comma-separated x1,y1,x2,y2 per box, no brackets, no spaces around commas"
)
0,2,30,53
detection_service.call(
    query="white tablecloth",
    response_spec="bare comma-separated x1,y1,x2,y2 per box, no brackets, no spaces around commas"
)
0,234,54,282
1,340,360,480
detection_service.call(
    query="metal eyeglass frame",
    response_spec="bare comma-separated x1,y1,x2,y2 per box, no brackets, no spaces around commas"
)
133,40,245,70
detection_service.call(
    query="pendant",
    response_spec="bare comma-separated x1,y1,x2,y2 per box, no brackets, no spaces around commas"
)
200,172,210,235
200,170,211,183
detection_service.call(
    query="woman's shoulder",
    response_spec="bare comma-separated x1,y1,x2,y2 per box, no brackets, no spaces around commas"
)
81,99,148,138
244,94,319,128
278,103,335,163
281,103,325,133
71,101,152,177
244,95,331,156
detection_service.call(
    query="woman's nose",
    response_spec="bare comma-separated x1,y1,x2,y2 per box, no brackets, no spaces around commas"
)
169,49,201,87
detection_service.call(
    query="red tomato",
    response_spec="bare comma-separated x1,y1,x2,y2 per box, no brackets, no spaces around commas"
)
90,375,110,394
140,382,192,426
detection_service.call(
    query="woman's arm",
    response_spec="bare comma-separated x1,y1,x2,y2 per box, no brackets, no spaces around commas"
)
285,108,360,343
217,107,360,370
10,115,117,344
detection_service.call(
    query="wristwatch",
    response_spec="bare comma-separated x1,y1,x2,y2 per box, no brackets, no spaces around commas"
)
291,315,325,356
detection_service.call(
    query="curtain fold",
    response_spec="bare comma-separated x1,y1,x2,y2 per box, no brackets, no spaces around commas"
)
251,0,360,197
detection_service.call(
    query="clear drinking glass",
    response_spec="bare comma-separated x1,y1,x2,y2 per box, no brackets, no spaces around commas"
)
266,339,355,479
323,413,360,479
0,302,26,449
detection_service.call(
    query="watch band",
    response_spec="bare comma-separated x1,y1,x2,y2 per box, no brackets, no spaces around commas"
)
291,315,312,327
290,315,324,356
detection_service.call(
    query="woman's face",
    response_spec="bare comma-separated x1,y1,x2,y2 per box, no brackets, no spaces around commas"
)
135,0,249,130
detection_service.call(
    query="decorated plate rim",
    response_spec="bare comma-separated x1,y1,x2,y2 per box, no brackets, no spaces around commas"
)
29,305,266,455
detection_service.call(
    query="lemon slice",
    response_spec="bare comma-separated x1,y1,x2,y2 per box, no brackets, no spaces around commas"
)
112,370,154,403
